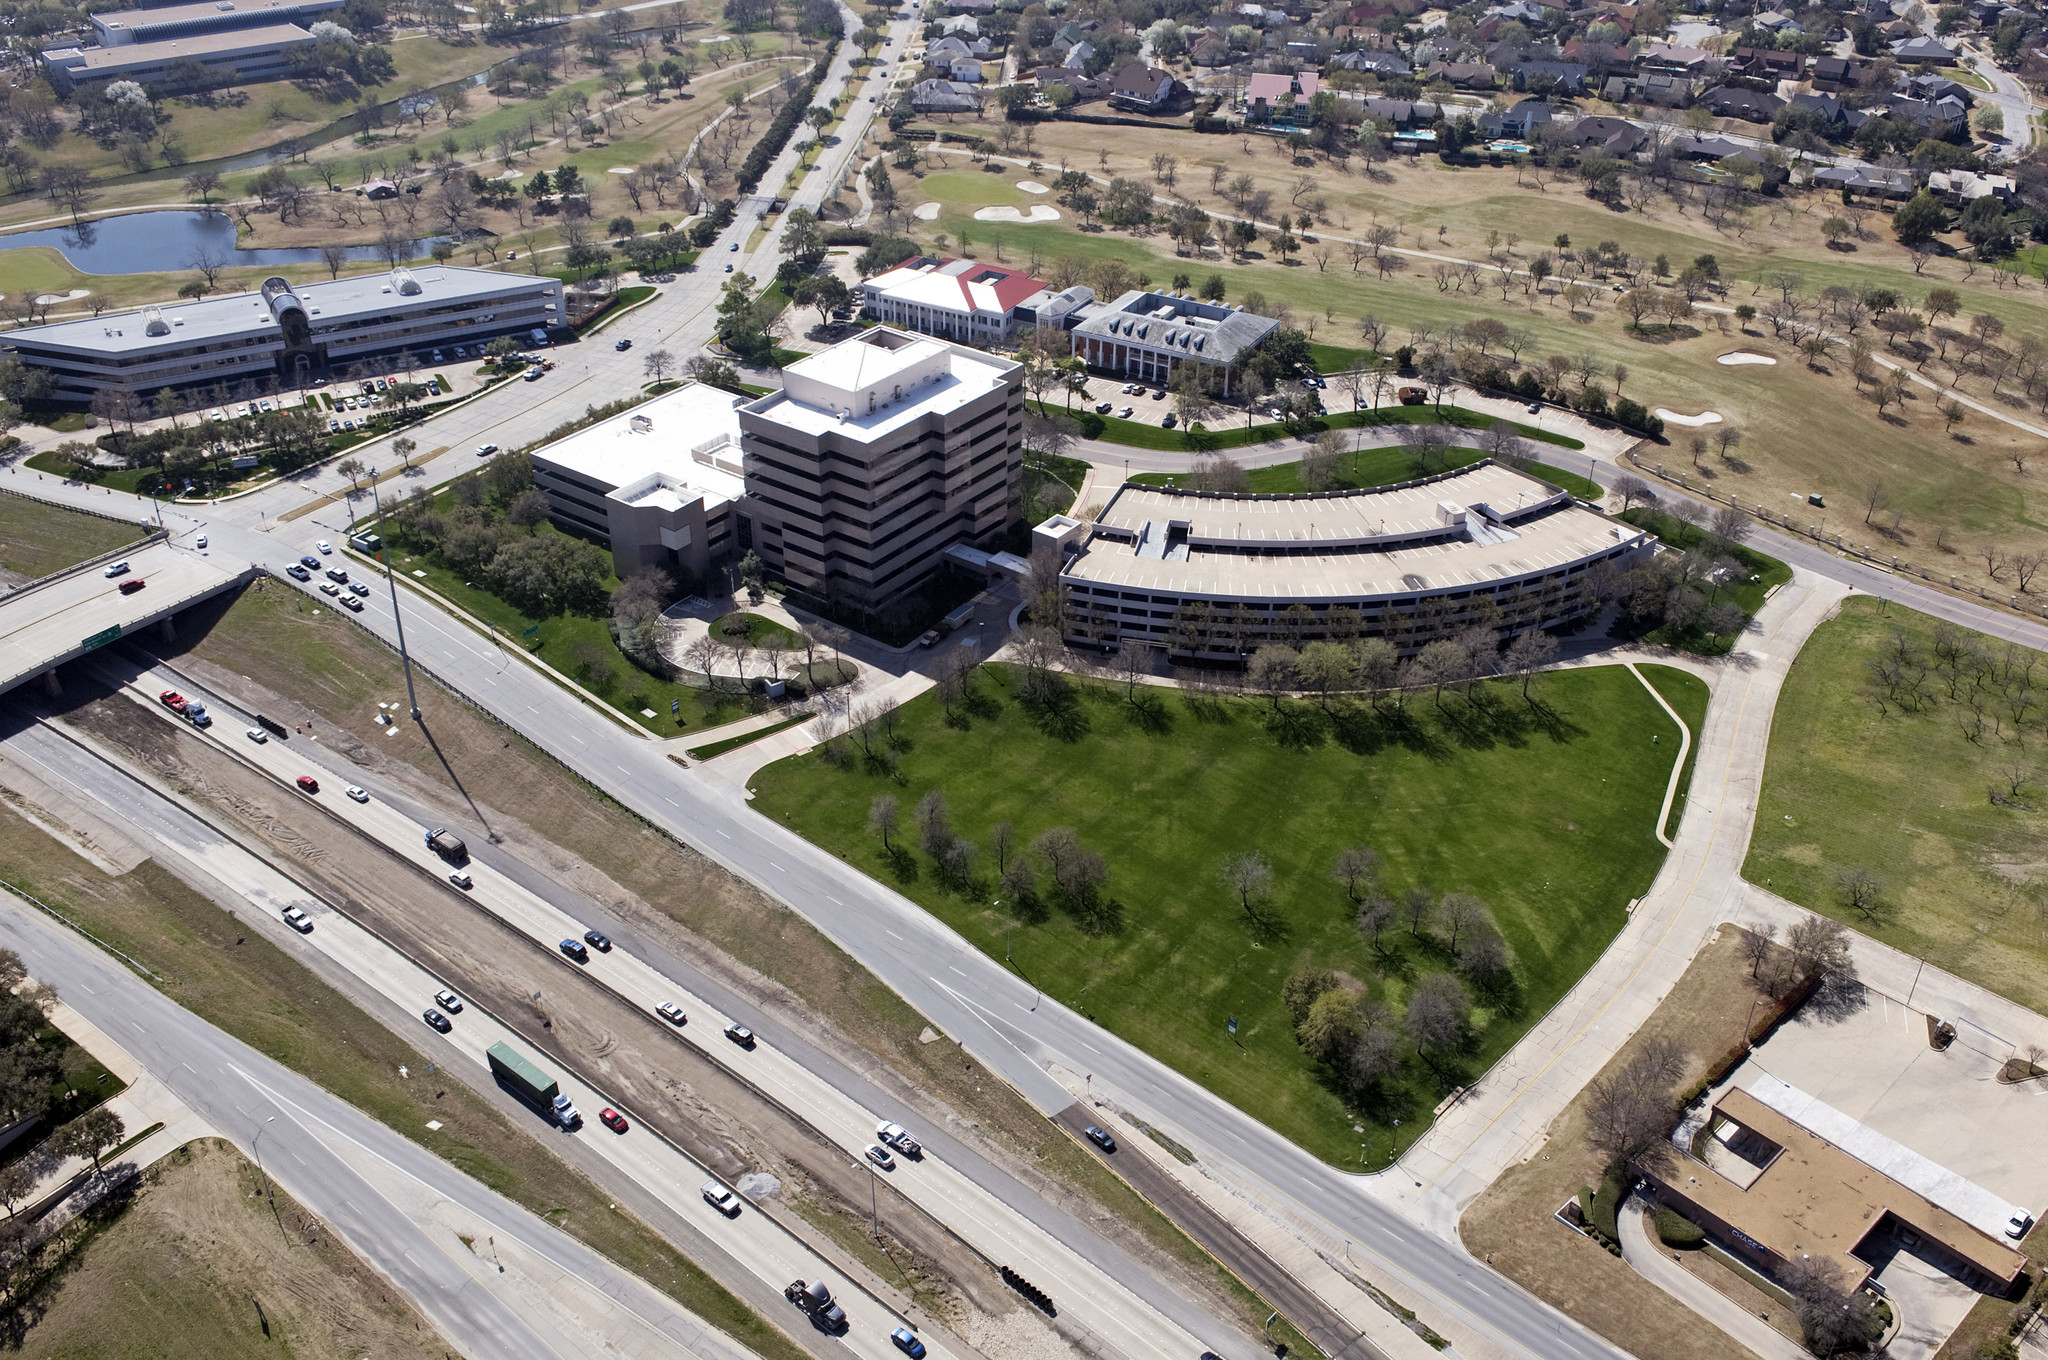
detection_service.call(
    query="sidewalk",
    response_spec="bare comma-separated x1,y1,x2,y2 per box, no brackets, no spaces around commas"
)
1378,570,1854,1236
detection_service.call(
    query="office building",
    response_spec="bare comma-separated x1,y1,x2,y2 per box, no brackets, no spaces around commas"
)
89,0,342,45
1055,462,1649,656
1067,289,1278,396
737,328,1023,614
43,23,314,91
529,381,749,584
857,256,1088,346
1,265,563,402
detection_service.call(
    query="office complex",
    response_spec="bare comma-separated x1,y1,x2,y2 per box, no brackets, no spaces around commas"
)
1067,290,1278,396
737,329,1023,614
529,382,750,584
1,266,562,402
1053,462,1649,656
857,257,1088,347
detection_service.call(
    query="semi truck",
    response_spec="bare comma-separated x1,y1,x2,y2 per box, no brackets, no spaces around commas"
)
486,1041,578,1124
426,828,469,865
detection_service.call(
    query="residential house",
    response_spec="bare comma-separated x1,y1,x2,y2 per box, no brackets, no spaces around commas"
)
1565,114,1646,153
1425,59,1498,86
1812,163,1915,196
1636,41,1712,72
925,35,989,80
1477,96,1552,136
1787,89,1849,123
937,14,979,35
1668,132,1755,159
1698,84,1785,120
1061,40,1095,68
1244,69,1322,120
1900,72,1972,102
1600,73,1633,101
1890,34,1956,61
1109,63,1176,110
1809,55,1866,88
1514,58,1587,90
1030,65,1107,100
1638,71,1692,106
1728,45,1804,79
1882,93,1969,132
1927,167,2016,200
1359,95,1438,123
1328,49,1412,75
1751,9,1802,31
910,78,981,113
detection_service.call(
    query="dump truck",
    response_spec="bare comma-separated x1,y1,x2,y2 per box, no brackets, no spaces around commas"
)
486,1041,560,1114
426,828,469,865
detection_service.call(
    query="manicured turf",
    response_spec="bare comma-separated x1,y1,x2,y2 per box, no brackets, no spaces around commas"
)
0,493,147,580
1033,400,1585,453
1131,446,1602,501
1745,596,2048,1015
1616,507,1792,655
751,662,1702,1162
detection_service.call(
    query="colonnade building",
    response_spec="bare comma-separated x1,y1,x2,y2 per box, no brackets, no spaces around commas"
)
1050,462,1652,656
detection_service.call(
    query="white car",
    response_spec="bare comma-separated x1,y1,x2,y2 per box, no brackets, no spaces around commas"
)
195,534,207,548
1117,406,1134,418
103,560,130,578
434,988,464,1013
316,541,331,554
282,906,313,932
345,785,368,803
702,1181,740,1216
246,727,268,744
448,869,473,889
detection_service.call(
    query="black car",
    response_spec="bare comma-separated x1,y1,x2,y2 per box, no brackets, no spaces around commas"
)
299,555,320,569
724,1021,755,1047
1083,1124,1116,1152
423,1008,451,1032
559,938,589,961
614,338,633,351
583,929,611,952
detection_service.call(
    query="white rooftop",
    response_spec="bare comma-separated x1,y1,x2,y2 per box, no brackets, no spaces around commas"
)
747,329,1015,442
5,265,551,356
532,381,748,506
1742,1072,2029,1242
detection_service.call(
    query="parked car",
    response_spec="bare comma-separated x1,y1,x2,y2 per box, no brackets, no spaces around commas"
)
296,776,319,793
246,727,268,744
1150,389,1165,400
423,1008,451,1032
724,1021,755,1047
1117,406,1133,418
1083,1124,1116,1152
2009,1212,2035,1240
104,560,130,578
891,1328,927,1359
434,988,464,1013
345,785,368,802
657,1001,687,1025
282,906,313,932
118,578,146,595
1161,413,1177,428
599,1107,629,1133
703,1181,741,1215
559,938,589,961
583,929,611,952
1094,401,1113,414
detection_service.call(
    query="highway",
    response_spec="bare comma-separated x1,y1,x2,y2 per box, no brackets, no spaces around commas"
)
0,785,768,1360
76,659,1241,1360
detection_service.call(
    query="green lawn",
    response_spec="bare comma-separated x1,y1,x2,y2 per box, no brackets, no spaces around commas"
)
1034,400,1585,453
1616,507,1792,655
751,661,1703,1162
1744,596,2048,1015
1131,445,1602,501
0,492,148,580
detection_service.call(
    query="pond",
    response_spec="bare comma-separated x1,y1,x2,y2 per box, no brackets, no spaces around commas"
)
0,210,441,276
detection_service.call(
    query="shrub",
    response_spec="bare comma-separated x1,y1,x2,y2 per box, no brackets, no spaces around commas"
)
1654,1206,1704,1247
1581,1163,1628,1244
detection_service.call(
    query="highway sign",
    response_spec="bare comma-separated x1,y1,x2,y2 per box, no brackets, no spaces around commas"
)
81,625,121,650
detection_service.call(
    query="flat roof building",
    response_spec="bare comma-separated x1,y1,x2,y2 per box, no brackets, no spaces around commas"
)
89,0,342,45
529,381,749,585
1648,1083,2029,1296
42,20,314,91
1057,462,1649,656
738,328,1023,617
858,256,1087,346
2,265,562,402
1068,290,1278,396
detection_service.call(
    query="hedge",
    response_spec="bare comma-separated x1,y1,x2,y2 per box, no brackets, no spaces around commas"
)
1654,1206,1705,1248
734,46,837,194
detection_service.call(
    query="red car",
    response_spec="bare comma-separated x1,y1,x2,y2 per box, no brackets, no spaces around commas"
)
118,578,146,595
159,689,187,714
598,1107,628,1133
295,775,319,794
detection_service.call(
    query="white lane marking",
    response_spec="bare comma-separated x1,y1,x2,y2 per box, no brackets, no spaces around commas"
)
826,896,842,906
769,861,785,872
716,829,731,839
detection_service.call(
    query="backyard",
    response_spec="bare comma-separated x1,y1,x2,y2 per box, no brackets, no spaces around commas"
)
1745,596,2048,1015
750,660,1707,1162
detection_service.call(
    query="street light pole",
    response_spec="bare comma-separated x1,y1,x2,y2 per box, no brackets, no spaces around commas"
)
366,471,422,722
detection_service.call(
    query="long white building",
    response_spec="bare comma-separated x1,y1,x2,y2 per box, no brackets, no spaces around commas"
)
1,265,562,401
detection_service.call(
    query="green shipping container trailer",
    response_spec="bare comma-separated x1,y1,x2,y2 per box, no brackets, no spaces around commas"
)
486,1041,559,1107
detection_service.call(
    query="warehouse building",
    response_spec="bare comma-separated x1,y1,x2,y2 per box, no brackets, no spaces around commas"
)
1,266,562,402
529,381,750,585
1053,462,1649,656
736,328,1023,614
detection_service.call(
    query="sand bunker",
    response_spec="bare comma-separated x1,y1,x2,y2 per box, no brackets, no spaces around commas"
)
607,166,635,174
973,205,1061,223
1016,180,1049,194
914,202,941,220
1717,351,1777,366
1655,408,1723,426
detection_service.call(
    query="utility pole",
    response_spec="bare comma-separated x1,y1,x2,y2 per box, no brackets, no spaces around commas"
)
366,471,422,722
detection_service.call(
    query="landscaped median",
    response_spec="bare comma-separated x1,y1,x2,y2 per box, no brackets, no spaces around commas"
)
1030,398,1587,454
750,659,1706,1163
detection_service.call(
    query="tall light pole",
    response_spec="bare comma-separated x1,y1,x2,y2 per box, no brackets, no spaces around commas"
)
366,470,422,722
252,1115,281,1235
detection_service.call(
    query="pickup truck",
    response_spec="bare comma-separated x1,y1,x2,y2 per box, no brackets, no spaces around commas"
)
876,1121,921,1157
426,828,469,865
784,1279,847,1332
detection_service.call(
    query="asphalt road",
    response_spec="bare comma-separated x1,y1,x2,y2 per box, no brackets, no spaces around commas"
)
0,847,759,1360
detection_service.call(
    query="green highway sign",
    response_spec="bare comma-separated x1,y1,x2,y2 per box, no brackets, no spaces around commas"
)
81,624,121,650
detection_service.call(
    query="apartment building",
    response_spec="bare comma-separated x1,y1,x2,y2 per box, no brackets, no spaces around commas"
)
736,329,1023,614
1,266,562,401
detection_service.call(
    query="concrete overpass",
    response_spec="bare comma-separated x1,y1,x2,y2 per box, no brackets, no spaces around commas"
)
0,536,254,696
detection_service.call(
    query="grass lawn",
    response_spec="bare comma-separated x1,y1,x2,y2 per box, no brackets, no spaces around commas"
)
0,492,149,580
1308,342,1375,373
1024,449,1089,517
1616,507,1793,656
1130,444,1602,501
1744,595,2048,1016
1032,399,1585,454
750,661,1703,1161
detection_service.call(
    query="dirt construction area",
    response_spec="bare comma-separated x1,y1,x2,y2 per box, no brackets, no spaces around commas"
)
57,683,1028,1340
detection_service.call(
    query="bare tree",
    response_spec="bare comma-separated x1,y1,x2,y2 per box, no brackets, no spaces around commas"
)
1406,972,1470,1073
1581,1034,1687,1168
1737,921,1778,979
1780,1254,1885,1357
1331,845,1382,903
1612,472,1652,511
1219,851,1274,919
1786,916,1855,984
867,794,900,851
1432,892,1494,956
1357,894,1395,956
1832,867,1889,924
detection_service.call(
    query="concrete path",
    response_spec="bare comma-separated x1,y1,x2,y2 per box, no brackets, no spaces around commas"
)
1616,1196,1809,1360
1380,570,1853,1235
